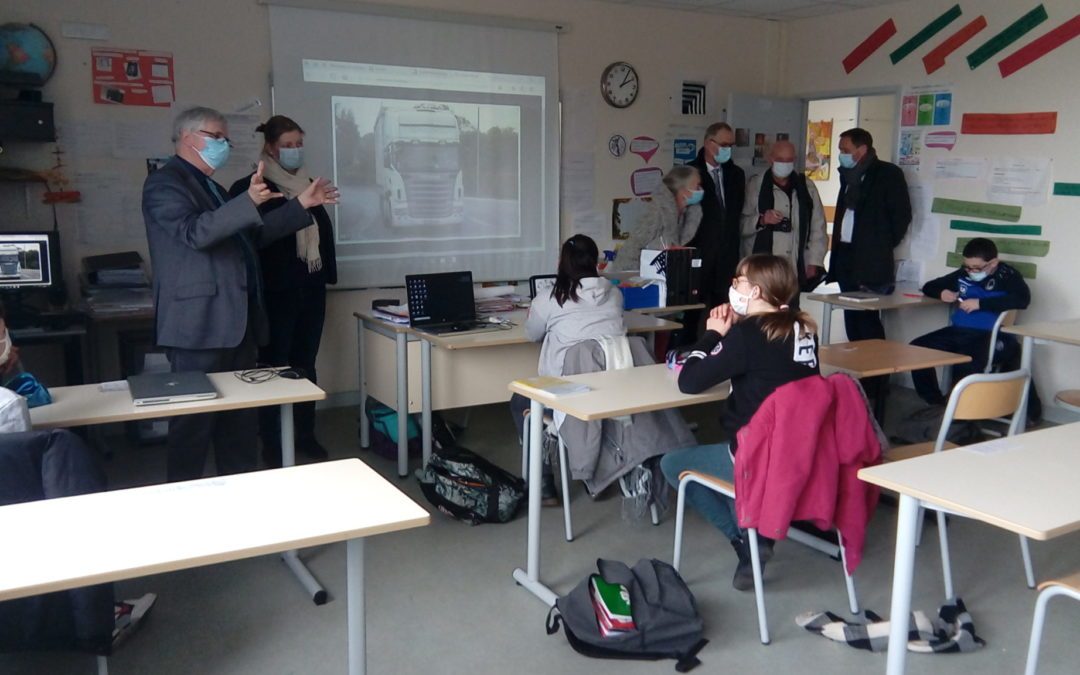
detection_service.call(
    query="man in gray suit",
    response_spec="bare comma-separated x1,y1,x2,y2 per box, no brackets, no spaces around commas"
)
142,106,338,481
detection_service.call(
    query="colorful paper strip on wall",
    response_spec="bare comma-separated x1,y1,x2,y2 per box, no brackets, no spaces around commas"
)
999,15,1080,78
890,4,963,65
961,112,1057,135
950,220,1042,235
932,198,1022,222
967,4,1048,70
843,19,897,74
954,237,1049,257
946,251,1037,278
923,16,988,74
1053,182,1080,197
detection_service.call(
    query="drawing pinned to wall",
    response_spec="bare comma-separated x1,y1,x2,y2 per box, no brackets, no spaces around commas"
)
776,133,789,142
672,138,696,166
925,130,958,150
987,157,1052,206
967,4,1048,70
889,4,963,65
91,47,174,107
804,119,832,180
898,130,923,168
630,167,663,196
961,111,1057,134
629,136,659,163
735,128,750,147
752,133,767,166
608,134,627,158
612,197,652,240
931,197,1022,222
998,14,1080,78
923,15,988,74
842,18,897,74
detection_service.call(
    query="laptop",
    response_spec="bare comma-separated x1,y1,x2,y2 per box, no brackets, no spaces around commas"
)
405,271,498,336
127,371,219,407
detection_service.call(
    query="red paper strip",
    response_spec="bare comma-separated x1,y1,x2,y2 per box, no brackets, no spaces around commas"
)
843,19,897,74
961,112,1057,134
998,14,1080,78
923,16,988,74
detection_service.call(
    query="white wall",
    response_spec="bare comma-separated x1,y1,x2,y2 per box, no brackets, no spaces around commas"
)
1,0,779,395
858,93,896,163
783,0,1080,416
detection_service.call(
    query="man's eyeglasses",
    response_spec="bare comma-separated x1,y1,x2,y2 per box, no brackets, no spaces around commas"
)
197,129,233,147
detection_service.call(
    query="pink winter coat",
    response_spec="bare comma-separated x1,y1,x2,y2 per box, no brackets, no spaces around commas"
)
734,373,881,573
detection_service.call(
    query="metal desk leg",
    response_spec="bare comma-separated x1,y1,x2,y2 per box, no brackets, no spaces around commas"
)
821,301,833,345
279,403,328,605
357,318,369,448
885,494,920,675
421,339,433,466
347,538,366,675
395,333,409,478
1018,335,1033,432
512,398,558,607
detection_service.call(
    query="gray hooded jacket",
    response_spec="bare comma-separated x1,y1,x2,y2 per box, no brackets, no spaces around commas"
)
524,276,626,378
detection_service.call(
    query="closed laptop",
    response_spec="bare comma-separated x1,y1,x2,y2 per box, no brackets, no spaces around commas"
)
127,371,218,407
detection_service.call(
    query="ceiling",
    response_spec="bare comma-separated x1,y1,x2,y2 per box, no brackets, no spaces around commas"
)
600,0,907,22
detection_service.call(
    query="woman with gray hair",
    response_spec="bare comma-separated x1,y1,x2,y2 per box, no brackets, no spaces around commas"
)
615,165,703,271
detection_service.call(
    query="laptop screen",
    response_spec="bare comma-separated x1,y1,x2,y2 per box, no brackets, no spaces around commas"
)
406,271,476,326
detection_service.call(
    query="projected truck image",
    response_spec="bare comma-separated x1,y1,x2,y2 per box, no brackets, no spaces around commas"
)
374,104,464,227
334,96,520,244
0,245,20,279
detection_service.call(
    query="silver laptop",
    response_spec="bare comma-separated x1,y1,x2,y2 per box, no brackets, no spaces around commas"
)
127,371,218,406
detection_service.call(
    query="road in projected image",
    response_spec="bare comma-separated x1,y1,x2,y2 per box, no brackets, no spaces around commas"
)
332,96,521,244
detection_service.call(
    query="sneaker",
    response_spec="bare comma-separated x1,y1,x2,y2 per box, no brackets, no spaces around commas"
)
730,537,755,591
112,593,157,650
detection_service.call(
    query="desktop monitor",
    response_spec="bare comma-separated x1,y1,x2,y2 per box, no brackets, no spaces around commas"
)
0,233,53,289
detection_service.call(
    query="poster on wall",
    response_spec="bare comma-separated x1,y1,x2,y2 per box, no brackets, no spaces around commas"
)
804,119,832,180
672,138,696,166
91,47,175,107
898,130,923,167
901,84,953,128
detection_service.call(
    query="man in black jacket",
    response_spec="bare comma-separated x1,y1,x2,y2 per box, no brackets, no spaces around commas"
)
688,122,746,308
829,128,912,341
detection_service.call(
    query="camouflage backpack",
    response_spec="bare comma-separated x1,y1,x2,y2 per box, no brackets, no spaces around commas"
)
417,445,525,525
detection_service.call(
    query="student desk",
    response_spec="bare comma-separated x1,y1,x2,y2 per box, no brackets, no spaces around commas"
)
354,309,682,477
819,339,972,378
857,423,1080,675
0,459,429,675
1003,319,1080,429
508,364,730,606
30,371,331,604
806,292,944,344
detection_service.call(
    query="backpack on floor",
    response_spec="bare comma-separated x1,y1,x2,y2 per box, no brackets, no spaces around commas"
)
361,397,456,460
547,558,707,672
417,445,525,525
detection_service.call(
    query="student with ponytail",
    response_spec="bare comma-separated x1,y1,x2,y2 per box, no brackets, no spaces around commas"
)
660,253,820,590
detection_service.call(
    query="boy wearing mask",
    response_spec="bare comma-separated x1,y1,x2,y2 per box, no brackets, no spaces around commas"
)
909,238,1030,405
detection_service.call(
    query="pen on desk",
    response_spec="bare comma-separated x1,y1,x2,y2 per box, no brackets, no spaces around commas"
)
902,293,922,298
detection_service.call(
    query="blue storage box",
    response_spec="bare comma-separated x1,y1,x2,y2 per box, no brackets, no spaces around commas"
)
619,283,661,310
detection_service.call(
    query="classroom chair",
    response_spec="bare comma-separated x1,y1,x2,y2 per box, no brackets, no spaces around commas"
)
940,309,1018,396
884,369,1034,598
1024,570,1080,675
1053,389,1080,414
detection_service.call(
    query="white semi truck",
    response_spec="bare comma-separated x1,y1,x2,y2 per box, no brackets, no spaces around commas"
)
374,103,465,227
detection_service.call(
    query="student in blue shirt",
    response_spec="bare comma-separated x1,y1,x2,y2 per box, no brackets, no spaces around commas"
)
910,238,1030,405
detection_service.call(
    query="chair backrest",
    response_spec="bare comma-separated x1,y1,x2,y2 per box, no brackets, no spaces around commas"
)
529,274,558,299
984,310,1019,373
934,370,1030,451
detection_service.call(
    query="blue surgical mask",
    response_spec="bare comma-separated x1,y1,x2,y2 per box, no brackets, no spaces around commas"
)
838,153,856,169
684,188,704,205
278,146,304,171
772,161,795,178
714,146,732,164
196,137,231,170
968,271,988,282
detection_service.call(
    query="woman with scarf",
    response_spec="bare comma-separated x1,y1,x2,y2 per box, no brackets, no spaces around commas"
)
230,115,338,466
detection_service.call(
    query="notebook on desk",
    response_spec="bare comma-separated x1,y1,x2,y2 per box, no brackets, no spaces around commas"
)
127,371,218,406
837,291,880,303
405,271,500,336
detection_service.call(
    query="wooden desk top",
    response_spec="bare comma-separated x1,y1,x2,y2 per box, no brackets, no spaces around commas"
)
806,292,943,312
509,363,729,421
0,459,429,601
30,371,325,429
858,423,1080,541
1003,319,1080,346
820,339,971,378
355,309,681,351
633,303,706,315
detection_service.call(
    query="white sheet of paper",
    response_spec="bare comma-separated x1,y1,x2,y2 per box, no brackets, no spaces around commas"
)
934,157,986,180
840,209,855,243
150,63,169,78
987,157,1052,207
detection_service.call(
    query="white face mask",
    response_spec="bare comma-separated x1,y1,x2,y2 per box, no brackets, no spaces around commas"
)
0,328,11,367
728,285,753,316
772,161,795,178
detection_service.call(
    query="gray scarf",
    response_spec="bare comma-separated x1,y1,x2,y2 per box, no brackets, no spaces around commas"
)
839,147,876,210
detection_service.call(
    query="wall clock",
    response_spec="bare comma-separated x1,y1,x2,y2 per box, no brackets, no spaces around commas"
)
601,61,638,109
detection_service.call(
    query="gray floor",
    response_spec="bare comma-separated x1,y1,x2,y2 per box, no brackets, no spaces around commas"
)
3,391,1078,675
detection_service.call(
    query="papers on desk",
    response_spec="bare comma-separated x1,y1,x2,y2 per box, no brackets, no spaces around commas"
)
837,292,880,303
373,305,409,325
962,437,1017,456
99,380,130,392
514,376,591,397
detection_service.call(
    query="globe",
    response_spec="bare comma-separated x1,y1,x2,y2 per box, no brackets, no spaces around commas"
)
0,23,56,87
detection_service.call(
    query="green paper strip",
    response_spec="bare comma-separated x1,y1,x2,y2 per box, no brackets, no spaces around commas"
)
1053,182,1080,197
946,251,1036,278
950,220,1042,235
932,198,1022,222
955,237,1049,257
890,4,963,64
967,4,1048,70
